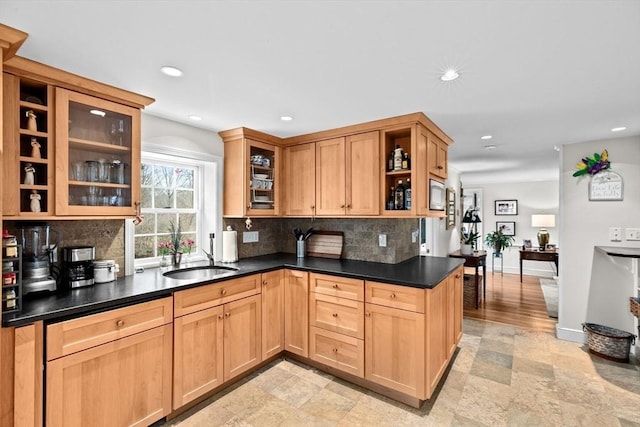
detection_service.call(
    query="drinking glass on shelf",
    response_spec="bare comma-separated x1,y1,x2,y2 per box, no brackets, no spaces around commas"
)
72,162,85,181
110,119,125,146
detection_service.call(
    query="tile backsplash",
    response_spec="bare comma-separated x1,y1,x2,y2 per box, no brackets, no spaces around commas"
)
223,217,420,264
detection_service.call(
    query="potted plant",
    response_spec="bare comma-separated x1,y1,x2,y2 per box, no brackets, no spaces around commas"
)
460,230,480,255
484,227,515,254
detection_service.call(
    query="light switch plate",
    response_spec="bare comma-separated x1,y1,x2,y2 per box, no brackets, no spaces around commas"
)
609,227,622,242
243,231,259,243
378,234,387,247
626,228,640,241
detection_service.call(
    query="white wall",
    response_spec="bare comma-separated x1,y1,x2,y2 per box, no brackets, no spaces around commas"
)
460,180,559,275
428,167,463,257
558,135,640,342
141,113,224,156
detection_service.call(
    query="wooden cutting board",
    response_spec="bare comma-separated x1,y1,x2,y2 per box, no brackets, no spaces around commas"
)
306,231,344,259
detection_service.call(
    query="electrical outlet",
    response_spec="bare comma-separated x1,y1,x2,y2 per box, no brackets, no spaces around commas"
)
378,234,387,247
243,231,259,243
626,228,640,241
609,227,622,242
411,230,418,243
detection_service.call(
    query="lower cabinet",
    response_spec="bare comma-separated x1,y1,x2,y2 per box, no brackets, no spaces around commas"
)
46,324,173,427
309,326,364,377
261,270,285,359
223,294,262,380
284,269,309,357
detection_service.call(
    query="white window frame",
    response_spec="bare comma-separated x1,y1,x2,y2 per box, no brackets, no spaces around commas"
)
125,145,222,274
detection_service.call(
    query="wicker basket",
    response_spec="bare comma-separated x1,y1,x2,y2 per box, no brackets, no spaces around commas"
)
630,297,640,318
463,274,482,309
582,323,636,363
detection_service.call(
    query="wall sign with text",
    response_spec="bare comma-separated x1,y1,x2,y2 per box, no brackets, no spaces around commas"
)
589,170,623,201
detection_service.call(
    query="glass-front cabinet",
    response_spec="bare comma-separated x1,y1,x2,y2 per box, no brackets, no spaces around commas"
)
55,88,140,216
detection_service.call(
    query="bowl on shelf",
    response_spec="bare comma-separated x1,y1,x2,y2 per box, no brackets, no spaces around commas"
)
253,173,268,179
254,195,270,201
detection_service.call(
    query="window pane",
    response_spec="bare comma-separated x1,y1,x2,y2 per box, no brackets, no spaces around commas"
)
176,168,194,189
135,213,155,235
154,165,174,188
179,213,196,233
154,189,173,209
135,235,155,258
157,213,176,236
141,187,153,209
176,190,194,209
141,163,153,186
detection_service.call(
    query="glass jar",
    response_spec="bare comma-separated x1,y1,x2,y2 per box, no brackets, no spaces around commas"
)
110,160,126,184
97,159,110,183
85,160,99,182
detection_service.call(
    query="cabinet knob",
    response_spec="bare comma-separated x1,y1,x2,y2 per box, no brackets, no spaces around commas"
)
332,313,338,317
340,205,345,209
221,289,227,295
116,319,124,327
225,312,230,317
262,280,268,286
332,348,338,353
390,293,396,299
332,284,339,289
218,315,224,320
346,204,351,209
438,165,443,169
311,205,315,210
365,312,371,317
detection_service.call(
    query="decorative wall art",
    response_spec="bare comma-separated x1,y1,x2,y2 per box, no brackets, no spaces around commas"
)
496,221,516,236
495,199,518,215
446,187,456,230
573,149,623,201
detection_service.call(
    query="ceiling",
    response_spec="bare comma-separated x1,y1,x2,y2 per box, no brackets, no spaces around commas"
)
2,1,639,184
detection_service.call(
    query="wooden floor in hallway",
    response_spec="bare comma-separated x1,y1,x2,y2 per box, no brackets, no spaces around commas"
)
463,271,558,334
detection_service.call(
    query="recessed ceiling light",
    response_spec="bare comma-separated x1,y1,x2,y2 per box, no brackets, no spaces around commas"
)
480,135,492,140
553,145,560,152
611,126,627,132
440,69,459,82
484,145,497,151
89,109,106,117
160,66,183,77
280,116,293,121
188,115,202,121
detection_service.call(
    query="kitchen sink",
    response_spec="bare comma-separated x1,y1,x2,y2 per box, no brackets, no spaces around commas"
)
162,265,238,281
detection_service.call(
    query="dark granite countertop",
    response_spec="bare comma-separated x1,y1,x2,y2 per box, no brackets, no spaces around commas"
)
3,253,464,327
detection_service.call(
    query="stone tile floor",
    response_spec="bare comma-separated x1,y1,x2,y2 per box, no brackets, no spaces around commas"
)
161,318,640,426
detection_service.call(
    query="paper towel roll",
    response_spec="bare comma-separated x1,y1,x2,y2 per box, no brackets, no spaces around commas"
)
222,230,238,263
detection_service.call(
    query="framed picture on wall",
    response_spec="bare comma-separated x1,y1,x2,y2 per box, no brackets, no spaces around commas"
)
446,187,456,230
495,199,518,215
496,221,516,236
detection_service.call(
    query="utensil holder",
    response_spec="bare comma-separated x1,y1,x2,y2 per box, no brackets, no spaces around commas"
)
296,240,306,258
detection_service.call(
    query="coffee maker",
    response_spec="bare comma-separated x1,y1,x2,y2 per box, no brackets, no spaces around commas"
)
19,224,59,294
61,246,95,289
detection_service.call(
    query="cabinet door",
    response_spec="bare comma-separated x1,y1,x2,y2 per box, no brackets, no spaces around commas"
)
173,306,224,409
425,280,448,397
261,270,285,359
14,321,44,427
46,325,172,427
346,131,380,215
453,267,463,345
428,132,447,179
284,269,309,357
364,303,425,399
223,294,262,381
246,139,281,217
284,143,316,216
55,88,140,216
315,137,346,215
309,326,364,377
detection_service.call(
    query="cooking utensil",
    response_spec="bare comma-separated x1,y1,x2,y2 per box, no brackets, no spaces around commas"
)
293,228,303,240
303,227,314,241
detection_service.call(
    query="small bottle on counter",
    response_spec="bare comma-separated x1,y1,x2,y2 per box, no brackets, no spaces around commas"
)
405,178,412,210
394,180,405,210
393,145,404,171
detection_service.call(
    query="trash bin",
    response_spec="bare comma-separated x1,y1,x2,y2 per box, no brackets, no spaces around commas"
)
582,323,636,363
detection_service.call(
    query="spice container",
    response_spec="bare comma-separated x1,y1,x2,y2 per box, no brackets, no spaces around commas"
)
93,260,119,283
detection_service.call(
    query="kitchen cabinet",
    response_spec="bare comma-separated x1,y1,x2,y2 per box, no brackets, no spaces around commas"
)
261,269,285,359
46,298,173,427
315,132,380,216
428,131,448,179
381,125,415,216
55,88,141,216
13,321,44,427
283,143,315,216
284,269,309,357
221,128,282,217
3,74,54,217
173,275,262,405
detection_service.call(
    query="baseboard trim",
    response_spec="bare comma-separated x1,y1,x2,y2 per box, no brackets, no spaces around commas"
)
556,325,585,343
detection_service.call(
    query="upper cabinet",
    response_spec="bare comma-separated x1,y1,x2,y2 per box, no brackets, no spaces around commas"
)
221,128,282,218
221,112,452,219
2,48,154,219
55,88,141,216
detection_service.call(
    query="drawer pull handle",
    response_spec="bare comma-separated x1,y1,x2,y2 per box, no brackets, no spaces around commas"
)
390,293,396,299
116,320,124,327
332,348,338,353
365,312,371,317
221,289,227,295
332,284,339,289
225,312,230,317
332,313,338,317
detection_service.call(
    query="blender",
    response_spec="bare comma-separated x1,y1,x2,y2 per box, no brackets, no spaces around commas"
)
19,224,59,294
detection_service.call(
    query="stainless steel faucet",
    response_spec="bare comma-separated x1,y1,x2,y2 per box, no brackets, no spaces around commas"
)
203,232,215,266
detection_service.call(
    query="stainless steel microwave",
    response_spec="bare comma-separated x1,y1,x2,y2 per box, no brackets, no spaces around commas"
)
429,179,445,211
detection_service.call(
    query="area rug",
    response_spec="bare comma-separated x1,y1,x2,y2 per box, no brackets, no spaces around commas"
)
539,278,558,318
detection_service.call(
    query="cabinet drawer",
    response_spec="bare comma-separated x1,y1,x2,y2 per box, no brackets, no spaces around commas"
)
310,273,364,301
174,274,261,317
310,293,364,339
47,297,173,361
309,326,364,377
365,281,425,313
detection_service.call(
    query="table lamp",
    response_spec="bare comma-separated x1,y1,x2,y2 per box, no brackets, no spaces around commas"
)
531,214,555,249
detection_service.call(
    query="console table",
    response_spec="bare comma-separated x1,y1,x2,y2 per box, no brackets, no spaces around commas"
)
450,250,487,308
520,249,559,282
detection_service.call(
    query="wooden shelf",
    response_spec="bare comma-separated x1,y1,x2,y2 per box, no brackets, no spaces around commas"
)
20,184,48,191
19,156,50,165
19,129,48,138
385,170,411,176
69,137,131,154
19,100,49,112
